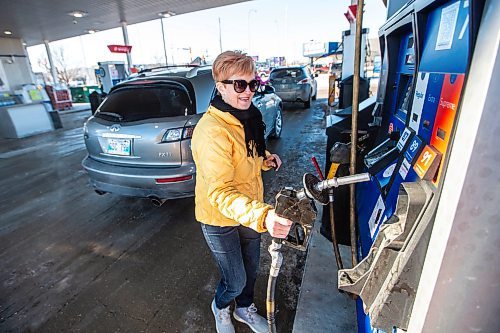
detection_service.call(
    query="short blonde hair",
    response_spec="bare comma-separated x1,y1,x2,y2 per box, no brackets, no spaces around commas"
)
212,51,256,82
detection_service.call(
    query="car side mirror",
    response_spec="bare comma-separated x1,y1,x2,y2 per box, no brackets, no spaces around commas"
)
263,85,275,94
314,72,319,77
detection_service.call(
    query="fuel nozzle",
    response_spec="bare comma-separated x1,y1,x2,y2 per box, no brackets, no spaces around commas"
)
275,187,317,251
297,172,371,205
274,172,371,251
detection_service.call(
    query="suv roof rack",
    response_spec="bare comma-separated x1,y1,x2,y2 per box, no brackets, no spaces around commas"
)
138,64,199,74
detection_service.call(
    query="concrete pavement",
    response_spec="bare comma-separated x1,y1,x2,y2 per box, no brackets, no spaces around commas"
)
292,206,357,333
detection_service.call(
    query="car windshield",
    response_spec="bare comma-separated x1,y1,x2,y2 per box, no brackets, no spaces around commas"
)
97,85,192,122
270,68,305,80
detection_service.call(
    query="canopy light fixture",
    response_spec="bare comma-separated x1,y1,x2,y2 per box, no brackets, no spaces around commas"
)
68,10,88,18
4,30,12,35
86,29,99,34
158,11,176,18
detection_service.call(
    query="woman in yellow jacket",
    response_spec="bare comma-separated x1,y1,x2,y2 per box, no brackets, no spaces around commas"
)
191,51,292,333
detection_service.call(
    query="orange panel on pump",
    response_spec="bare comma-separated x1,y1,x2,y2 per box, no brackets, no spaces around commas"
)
413,145,442,180
430,73,465,185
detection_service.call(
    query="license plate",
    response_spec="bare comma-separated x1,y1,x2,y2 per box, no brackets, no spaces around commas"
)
107,138,131,155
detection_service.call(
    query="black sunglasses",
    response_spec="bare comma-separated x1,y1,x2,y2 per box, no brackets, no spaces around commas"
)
221,79,260,93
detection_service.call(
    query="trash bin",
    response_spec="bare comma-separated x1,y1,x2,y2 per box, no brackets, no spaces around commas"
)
338,75,370,109
70,85,100,103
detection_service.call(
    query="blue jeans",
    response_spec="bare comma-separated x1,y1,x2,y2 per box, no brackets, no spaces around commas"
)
201,223,261,309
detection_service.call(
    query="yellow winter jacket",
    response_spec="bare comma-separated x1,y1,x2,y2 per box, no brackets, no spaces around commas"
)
191,104,272,233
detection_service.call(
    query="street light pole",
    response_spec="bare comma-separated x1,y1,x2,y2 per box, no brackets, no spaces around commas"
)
160,18,168,66
247,9,257,54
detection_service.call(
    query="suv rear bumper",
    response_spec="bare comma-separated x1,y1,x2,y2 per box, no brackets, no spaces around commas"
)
82,156,196,199
274,86,310,102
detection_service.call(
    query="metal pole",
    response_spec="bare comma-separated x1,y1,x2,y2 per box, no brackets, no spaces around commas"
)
44,40,59,84
160,18,168,65
121,21,132,71
349,0,365,267
218,17,223,53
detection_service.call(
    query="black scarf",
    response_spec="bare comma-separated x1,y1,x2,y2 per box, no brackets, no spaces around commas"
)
211,94,266,158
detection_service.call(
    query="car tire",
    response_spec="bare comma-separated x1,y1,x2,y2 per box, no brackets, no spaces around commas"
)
304,91,312,108
270,105,283,139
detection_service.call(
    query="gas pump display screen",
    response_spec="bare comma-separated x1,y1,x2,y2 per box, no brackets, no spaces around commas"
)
395,74,413,120
405,36,415,65
407,36,414,49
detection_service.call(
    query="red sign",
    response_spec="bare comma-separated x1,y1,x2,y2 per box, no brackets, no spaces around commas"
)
107,45,132,53
344,5,357,23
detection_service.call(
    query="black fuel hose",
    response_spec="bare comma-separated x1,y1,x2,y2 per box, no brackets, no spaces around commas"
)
266,274,277,333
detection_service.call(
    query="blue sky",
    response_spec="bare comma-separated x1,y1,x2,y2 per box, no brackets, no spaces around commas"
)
27,0,387,70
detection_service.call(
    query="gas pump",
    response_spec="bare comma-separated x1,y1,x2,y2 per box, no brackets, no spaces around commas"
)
337,0,485,331
95,61,128,93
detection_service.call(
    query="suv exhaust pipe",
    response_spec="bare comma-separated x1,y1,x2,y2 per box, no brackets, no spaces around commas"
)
149,196,166,207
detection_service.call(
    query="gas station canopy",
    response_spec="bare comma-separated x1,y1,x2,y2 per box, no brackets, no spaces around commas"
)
0,0,250,47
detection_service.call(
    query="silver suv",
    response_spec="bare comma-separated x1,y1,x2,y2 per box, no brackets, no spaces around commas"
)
82,66,283,205
269,66,317,108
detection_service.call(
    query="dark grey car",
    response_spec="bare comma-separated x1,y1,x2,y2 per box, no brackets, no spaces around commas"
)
269,66,318,108
82,66,282,204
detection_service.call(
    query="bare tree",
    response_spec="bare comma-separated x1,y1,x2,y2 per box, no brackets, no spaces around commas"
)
37,47,84,85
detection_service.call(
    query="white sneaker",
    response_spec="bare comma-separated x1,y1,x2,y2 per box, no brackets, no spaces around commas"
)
211,299,235,333
233,303,268,333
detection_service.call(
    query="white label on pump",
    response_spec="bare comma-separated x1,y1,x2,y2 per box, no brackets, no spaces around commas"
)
399,158,411,179
368,195,385,238
435,1,460,51
397,128,413,151
409,72,430,132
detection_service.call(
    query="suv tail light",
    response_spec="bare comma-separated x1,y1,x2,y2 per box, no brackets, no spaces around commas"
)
161,125,195,143
155,175,193,183
298,78,311,84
